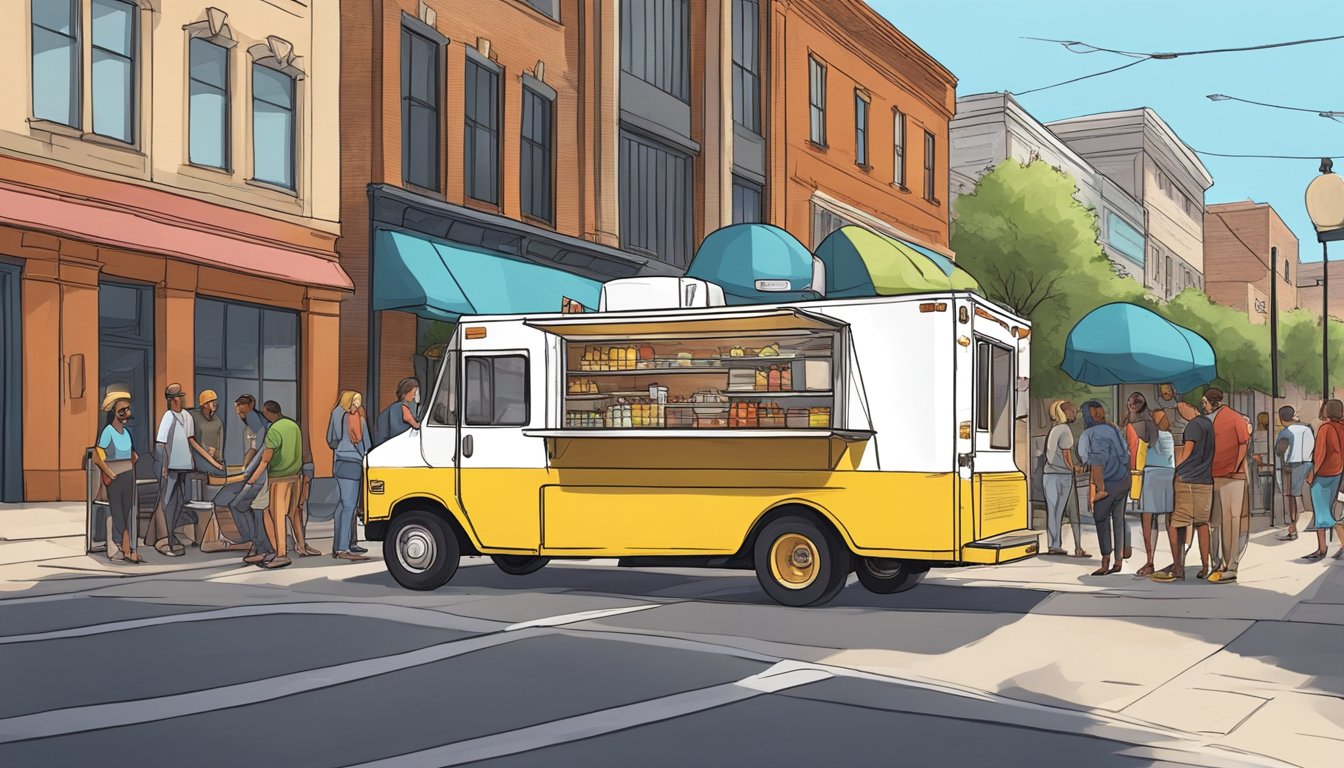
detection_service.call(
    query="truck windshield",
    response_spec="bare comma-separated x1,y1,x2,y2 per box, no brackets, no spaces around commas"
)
427,341,458,427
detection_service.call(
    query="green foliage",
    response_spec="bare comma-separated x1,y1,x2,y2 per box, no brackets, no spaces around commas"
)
1278,309,1324,393
952,159,1145,401
1157,290,1270,393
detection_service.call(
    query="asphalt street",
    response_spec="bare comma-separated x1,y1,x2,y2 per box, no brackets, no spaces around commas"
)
0,556,1308,767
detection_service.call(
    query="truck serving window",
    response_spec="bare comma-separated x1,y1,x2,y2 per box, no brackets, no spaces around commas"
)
464,355,529,426
975,340,1014,449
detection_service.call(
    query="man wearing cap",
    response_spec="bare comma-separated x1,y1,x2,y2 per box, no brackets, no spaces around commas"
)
1260,405,1314,541
190,390,230,551
147,384,213,556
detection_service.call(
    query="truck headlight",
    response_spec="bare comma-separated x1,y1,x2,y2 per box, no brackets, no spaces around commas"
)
369,480,385,495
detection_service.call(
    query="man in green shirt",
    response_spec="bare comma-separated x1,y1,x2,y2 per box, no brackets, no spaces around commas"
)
247,400,312,568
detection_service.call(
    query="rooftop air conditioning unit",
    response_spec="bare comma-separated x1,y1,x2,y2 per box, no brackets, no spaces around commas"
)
599,277,727,311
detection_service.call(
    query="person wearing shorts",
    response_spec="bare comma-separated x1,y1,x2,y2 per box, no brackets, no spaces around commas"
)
1155,400,1214,582
1266,406,1314,541
1305,399,1344,562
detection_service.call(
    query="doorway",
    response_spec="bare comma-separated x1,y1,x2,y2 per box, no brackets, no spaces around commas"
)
99,281,155,480
0,260,21,502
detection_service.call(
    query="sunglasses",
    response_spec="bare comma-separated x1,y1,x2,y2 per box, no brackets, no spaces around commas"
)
116,407,132,415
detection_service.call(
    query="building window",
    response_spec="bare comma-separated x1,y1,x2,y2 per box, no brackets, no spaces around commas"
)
252,64,295,189
619,130,693,267
923,130,936,202
731,0,760,134
808,56,826,146
732,175,763,224
520,85,554,223
518,0,559,19
1285,259,1290,282
465,55,501,205
621,0,690,102
194,298,299,466
811,203,853,249
465,355,529,426
401,26,440,191
854,91,869,167
91,0,136,143
188,38,229,169
1105,211,1144,266
892,108,906,187
32,0,81,127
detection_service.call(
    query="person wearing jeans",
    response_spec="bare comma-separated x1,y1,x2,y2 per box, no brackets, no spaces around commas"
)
1042,400,1080,555
332,392,371,562
1077,399,1131,576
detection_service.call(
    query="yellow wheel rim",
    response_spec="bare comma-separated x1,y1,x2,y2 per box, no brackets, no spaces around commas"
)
769,532,820,590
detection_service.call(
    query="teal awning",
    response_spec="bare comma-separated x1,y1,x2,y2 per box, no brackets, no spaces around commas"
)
1063,303,1216,393
684,224,816,304
373,229,603,320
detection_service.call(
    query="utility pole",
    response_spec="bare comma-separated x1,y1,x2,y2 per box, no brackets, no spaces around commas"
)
1269,246,1279,525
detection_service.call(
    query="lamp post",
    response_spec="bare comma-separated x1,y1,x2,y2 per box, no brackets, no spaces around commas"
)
1306,159,1344,400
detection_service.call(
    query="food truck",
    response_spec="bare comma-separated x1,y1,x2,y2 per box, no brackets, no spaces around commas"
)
362,279,1036,607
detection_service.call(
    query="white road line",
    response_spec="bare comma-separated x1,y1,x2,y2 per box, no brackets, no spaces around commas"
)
504,603,661,631
0,629,540,745
0,601,504,644
344,661,830,768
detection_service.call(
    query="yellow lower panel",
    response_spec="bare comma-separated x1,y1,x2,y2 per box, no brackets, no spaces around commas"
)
960,539,1040,565
976,472,1028,540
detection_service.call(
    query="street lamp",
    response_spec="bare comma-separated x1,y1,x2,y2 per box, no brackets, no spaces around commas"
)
1306,158,1344,400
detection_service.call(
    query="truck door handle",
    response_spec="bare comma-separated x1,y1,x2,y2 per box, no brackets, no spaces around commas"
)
462,434,474,459
958,453,974,468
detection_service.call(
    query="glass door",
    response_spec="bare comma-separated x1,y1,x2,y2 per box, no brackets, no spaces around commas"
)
99,281,155,480
0,262,20,501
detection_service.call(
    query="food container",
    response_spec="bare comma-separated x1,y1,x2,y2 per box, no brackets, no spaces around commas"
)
648,384,668,403
793,359,832,391
691,391,728,415
696,415,728,429
666,408,694,428
759,414,786,428
809,407,831,428
786,408,811,429
728,369,757,391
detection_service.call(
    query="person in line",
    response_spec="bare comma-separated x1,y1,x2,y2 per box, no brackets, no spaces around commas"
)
1261,406,1314,542
236,394,266,466
332,392,371,562
190,389,230,550
1305,399,1344,562
246,401,305,569
326,392,367,555
93,391,143,564
375,378,422,445
1249,412,1272,516
1203,388,1251,584
1135,408,1176,577
1042,400,1082,556
1154,400,1216,582
1123,392,1157,572
220,394,274,565
1077,400,1130,576
146,384,211,557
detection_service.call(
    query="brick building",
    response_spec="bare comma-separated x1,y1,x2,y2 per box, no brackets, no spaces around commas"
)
341,0,957,405
0,2,348,501
1203,201,1299,324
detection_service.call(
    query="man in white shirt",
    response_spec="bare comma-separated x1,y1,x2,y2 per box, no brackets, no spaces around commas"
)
1258,405,1314,541
151,383,207,556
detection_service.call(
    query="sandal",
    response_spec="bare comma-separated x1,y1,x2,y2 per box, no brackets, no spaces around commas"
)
1152,570,1185,582
1071,549,1090,558
1196,568,1210,579
1135,564,1155,577
1090,566,1109,576
1303,551,1328,562
1108,564,1122,574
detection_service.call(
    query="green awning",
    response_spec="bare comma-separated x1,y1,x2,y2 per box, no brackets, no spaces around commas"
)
815,226,980,298
373,229,603,320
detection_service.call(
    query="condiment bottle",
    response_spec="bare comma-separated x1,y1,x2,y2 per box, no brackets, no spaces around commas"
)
768,366,781,392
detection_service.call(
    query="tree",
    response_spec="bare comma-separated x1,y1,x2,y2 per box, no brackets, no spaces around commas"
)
952,159,1145,400
1155,290,1269,394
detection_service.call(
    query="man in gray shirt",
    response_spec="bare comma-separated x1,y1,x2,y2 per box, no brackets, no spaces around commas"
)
1043,400,1082,555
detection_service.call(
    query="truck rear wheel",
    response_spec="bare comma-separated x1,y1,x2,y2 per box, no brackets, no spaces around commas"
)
855,558,927,594
754,516,851,607
491,555,550,575
385,511,460,591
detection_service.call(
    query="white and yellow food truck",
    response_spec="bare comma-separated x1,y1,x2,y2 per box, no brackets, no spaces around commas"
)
362,280,1036,607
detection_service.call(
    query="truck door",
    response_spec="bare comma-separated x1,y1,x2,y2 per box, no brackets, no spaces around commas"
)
455,351,543,551
970,329,1027,541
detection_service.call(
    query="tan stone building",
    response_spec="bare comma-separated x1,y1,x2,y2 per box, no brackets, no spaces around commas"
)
1203,201,1299,324
0,1,348,501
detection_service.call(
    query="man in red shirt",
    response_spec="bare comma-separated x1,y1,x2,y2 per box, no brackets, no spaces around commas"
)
1203,388,1250,584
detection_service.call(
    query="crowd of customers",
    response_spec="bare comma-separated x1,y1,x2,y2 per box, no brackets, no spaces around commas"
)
91,382,407,567
1043,386,1344,584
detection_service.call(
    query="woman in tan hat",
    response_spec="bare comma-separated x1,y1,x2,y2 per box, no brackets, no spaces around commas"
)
94,391,143,563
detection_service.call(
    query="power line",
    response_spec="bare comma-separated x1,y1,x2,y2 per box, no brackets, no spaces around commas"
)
1012,58,1148,96
1025,33,1344,59
1193,150,1344,160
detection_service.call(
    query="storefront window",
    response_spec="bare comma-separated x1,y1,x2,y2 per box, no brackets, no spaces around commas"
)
195,298,300,465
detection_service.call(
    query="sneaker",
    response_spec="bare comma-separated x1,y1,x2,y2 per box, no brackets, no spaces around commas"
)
335,552,370,562
262,556,292,569
1208,571,1237,584
349,545,369,554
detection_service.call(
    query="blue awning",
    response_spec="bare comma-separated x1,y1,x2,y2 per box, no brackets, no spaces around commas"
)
373,229,603,320
684,224,816,304
1062,303,1216,393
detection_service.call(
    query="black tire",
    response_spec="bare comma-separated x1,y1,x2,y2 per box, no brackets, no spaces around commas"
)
855,558,928,594
384,511,460,591
491,555,550,575
753,515,852,607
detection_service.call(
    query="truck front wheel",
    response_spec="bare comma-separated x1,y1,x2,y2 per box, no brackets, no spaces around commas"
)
753,516,851,607
385,511,460,591
855,558,927,594
491,555,550,575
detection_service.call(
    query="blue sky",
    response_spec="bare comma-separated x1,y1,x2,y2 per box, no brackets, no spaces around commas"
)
870,0,1344,261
